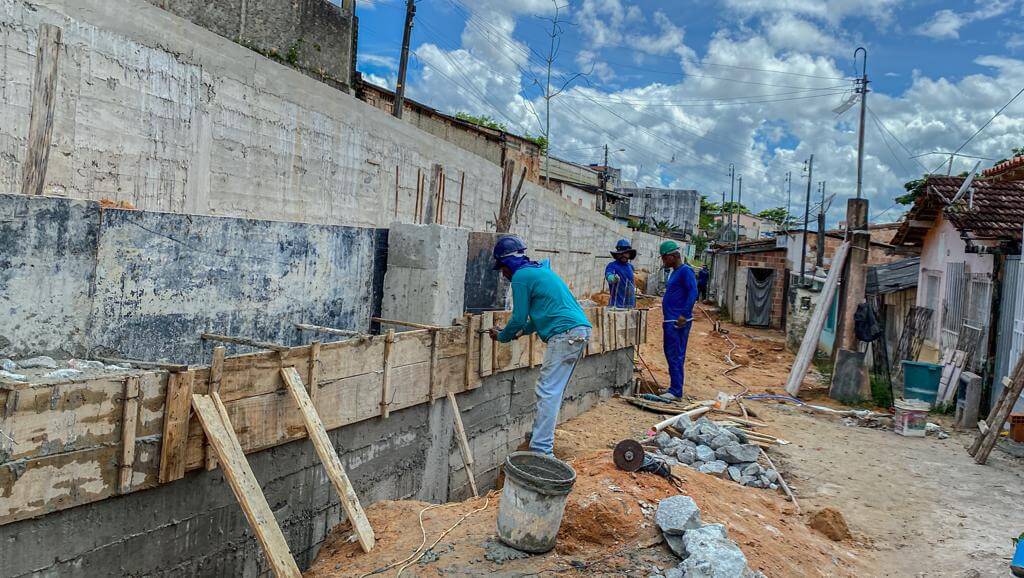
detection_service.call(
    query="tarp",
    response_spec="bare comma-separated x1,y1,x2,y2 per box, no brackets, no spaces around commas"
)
745,268,775,327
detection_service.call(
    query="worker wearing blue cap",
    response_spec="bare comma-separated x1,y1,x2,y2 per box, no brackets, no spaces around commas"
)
487,235,592,455
605,239,637,309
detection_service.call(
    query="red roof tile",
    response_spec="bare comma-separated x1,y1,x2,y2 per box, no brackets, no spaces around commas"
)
983,155,1024,180
891,176,1024,247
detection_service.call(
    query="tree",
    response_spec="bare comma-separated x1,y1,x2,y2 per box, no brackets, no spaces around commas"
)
896,177,926,205
455,112,507,132
699,195,721,233
720,201,750,215
757,207,796,227
653,219,680,235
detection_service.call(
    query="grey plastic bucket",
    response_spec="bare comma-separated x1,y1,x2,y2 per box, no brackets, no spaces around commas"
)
496,451,577,553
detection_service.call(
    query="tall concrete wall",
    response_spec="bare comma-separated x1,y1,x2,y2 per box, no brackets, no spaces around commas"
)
379,223,468,330
0,0,665,297
0,194,387,362
0,348,633,577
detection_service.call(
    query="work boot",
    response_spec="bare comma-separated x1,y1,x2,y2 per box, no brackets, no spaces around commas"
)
658,392,682,402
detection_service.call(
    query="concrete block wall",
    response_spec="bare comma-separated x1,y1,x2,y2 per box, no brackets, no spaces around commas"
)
0,348,634,577
735,249,788,329
0,0,666,298
379,223,468,329
0,194,387,362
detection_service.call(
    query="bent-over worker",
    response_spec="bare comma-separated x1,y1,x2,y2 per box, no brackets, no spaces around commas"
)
488,235,592,455
605,239,637,309
658,240,697,402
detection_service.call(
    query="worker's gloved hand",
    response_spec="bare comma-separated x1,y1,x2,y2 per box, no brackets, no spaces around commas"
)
488,326,502,340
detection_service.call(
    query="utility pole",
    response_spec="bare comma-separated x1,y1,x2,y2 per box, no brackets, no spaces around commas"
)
816,181,826,269
392,0,416,119
734,175,743,251
799,155,813,285
601,143,609,213
854,47,868,199
784,171,792,230
727,163,736,242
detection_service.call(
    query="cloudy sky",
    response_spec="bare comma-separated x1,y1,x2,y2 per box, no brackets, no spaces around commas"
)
355,0,1024,224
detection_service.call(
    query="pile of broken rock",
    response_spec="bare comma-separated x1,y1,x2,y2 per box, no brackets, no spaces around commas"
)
650,495,764,578
647,416,780,490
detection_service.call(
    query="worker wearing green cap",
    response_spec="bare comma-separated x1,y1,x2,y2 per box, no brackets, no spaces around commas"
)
658,240,697,401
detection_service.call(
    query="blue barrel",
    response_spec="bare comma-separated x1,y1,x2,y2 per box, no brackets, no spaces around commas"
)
902,361,942,405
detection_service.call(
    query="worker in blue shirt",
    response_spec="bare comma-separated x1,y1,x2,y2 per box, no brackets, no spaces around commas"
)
487,235,592,455
697,264,710,302
605,239,637,309
658,240,698,402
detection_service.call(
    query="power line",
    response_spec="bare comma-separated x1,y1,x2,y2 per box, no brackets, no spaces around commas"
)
928,84,1024,174
868,109,913,178
560,89,850,108
866,106,930,174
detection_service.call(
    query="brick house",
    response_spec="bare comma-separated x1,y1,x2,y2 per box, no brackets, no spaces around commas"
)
710,240,788,329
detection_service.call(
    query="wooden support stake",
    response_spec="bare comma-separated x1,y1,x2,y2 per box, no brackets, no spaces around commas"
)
308,340,321,403
21,23,61,197
294,323,362,337
457,171,466,226
480,312,494,377
201,333,289,353
970,375,1013,456
447,392,478,497
281,368,376,552
428,329,440,404
370,317,442,331
529,334,538,367
191,394,302,577
159,371,194,483
381,329,395,418
463,313,474,389
205,346,226,471
119,376,140,494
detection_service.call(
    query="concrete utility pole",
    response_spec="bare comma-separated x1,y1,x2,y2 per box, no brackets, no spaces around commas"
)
854,47,868,199
816,181,826,269
734,175,743,251
601,143,609,213
784,171,792,230
727,163,735,239
392,0,416,119
799,155,813,285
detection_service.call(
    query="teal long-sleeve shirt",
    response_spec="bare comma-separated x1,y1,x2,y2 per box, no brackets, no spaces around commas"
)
497,265,592,343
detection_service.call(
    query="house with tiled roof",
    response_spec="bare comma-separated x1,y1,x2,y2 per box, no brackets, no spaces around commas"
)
982,154,1024,183
891,175,1024,413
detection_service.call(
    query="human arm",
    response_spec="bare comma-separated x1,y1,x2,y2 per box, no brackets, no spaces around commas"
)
497,280,533,342
675,267,698,327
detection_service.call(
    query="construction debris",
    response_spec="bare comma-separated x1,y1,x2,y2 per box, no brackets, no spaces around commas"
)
652,495,766,578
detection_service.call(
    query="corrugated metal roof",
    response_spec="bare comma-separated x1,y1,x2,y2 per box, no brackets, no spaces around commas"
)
867,257,919,295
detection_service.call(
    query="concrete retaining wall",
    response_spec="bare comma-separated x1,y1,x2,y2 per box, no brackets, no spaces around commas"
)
0,194,387,362
0,348,633,577
0,0,666,296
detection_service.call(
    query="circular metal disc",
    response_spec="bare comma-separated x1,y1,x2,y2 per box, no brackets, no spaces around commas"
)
613,439,645,472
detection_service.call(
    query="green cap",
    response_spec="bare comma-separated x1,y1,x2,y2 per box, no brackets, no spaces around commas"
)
659,240,681,255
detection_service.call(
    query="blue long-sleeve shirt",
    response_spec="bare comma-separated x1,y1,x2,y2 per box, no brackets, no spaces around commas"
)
697,268,709,288
663,264,698,323
498,265,592,343
604,260,636,308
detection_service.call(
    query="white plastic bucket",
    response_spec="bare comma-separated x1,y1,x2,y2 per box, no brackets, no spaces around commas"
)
496,452,577,553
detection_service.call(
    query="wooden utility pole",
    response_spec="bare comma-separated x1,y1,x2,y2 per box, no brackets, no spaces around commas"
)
21,24,62,196
392,0,415,119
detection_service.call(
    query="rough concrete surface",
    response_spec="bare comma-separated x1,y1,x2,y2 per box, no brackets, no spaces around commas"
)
379,223,468,329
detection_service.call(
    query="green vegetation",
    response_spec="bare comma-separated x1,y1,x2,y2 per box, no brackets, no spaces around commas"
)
720,201,750,215
757,207,798,228
454,112,547,153
870,374,893,408
627,218,650,232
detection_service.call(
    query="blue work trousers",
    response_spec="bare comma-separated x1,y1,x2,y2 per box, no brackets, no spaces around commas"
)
530,326,591,454
663,320,692,397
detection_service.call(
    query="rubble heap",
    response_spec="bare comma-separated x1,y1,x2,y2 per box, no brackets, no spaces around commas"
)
650,495,765,578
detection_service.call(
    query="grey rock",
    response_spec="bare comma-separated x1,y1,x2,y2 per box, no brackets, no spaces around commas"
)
19,356,57,369
665,532,687,558
677,438,697,452
741,463,762,477
44,368,83,380
727,465,744,482
654,432,674,449
681,530,749,578
716,444,761,464
698,460,728,475
725,427,749,443
0,369,27,382
764,469,779,483
675,414,694,431
692,460,705,469
695,445,716,463
709,433,739,450
665,568,684,578
676,447,697,465
1,359,17,372
685,425,702,442
696,433,716,446
769,483,779,491
695,417,720,436
655,496,702,535
742,570,768,578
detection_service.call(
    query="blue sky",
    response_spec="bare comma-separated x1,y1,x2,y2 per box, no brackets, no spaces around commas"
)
354,0,1024,224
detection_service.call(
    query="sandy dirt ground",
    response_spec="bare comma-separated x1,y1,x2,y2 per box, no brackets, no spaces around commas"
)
308,301,1024,577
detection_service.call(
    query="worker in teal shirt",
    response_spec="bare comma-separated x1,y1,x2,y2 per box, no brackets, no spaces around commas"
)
605,239,637,309
487,235,592,455
658,240,698,402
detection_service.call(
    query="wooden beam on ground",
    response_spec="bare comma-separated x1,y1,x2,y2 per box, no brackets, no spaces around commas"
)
205,347,226,471
201,333,289,353
159,371,194,483
973,356,1024,465
970,375,1015,456
280,368,375,552
294,323,362,337
94,356,189,372
20,23,62,197
191,394,301,577
447,392,478,497
370,317,442,331
760,448,799,513
380,329,395,418
785,242,849,396
118,376,140,494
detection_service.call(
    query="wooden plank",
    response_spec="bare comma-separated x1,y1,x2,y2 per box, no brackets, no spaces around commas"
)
381,329,394,418
280,368,375,552
428,330,440,404
159,371,194,483
205,346,226,471
118,376,141,494
480,312,494,377
463,313,475,389
447,392,478,497
371,317,443,331
201,333,289,353
294,323,361,337
94,356,189,372
308,340,321,403
20,23,61,197
785,242,849,396
191,394,301,577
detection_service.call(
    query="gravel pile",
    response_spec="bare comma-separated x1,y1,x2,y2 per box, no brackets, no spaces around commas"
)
648,416,779,491
649,495,765,578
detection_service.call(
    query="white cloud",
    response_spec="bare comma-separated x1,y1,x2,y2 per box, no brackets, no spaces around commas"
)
763,13,841,54
915,1,1017,39
722,0,902,25
359,53,397,70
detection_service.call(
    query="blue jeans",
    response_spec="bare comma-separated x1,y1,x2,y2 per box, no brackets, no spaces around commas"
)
663,320,692,397
530,326,591,454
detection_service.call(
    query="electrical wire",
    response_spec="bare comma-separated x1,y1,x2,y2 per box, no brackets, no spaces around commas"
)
866,105,930,174
927,84,1024,174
